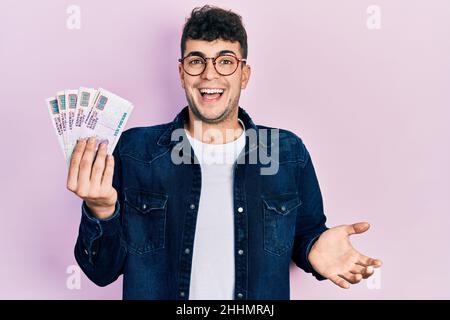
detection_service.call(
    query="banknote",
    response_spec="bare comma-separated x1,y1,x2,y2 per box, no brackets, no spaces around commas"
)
66,89,78,132
78,87,134,157
74,87,97,137
56,90,68,156
45,97,66,158
47,87,134,165
65,89,78,159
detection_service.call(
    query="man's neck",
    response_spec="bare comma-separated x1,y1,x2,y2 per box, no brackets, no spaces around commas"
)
184,108,244,144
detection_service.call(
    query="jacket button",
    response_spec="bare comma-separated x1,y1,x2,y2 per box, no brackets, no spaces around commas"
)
281,206,286,212
238,249,244,255
190,204,196,210
184,248,190,254
237,293,243,298
237,207,244,213
142,204,147,210
179,291,185,297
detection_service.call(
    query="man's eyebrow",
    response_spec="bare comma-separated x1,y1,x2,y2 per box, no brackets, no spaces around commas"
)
185,50,238,58
185,51,206,58
218,50,237,56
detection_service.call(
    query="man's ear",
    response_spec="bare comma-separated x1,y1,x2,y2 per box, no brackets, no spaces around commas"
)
241,64,251,89
179,64,185,89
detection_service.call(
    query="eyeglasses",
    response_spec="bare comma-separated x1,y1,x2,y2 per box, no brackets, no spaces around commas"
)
178,54,247,76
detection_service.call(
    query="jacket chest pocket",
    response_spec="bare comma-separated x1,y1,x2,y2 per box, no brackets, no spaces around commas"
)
262,193,301,256
123,188,168,255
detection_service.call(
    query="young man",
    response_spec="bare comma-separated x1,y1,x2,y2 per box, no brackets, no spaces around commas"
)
68,5,382,300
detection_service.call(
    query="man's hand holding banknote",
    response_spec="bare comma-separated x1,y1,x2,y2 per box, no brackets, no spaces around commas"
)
46,87,134,219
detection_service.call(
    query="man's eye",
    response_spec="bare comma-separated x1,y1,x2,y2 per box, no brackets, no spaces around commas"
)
219,59,233,65
189,59,204,65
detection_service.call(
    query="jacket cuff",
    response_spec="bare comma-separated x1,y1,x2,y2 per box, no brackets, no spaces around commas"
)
81,201,121,238
79,201,121,265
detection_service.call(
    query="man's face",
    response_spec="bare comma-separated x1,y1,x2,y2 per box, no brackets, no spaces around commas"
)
179,39,251,124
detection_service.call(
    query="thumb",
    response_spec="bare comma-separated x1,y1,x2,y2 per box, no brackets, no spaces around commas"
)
346,222,370,235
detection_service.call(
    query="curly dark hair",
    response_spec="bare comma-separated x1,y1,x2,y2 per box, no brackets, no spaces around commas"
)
180,5,248,59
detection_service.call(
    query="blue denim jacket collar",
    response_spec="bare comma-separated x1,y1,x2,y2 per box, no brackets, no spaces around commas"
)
157,106,267,155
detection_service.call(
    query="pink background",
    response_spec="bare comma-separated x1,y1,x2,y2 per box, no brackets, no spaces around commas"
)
1,0,449,299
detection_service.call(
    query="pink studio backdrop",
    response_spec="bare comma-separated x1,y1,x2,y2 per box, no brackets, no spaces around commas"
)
1,0,449,299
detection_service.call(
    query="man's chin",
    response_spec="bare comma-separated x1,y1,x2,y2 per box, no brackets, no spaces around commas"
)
190,104,229,123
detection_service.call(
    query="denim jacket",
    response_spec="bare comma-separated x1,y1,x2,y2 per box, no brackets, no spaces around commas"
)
75,106,328,300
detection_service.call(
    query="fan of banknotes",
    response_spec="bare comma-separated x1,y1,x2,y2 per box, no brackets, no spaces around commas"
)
46,87,134,165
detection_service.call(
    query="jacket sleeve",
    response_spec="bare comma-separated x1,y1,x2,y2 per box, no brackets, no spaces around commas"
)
291,138,329,280
74,137,127,287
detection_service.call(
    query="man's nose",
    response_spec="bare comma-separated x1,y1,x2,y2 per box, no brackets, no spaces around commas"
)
201,59,220,80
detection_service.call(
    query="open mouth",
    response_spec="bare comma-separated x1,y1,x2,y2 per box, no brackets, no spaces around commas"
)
198,88,225,103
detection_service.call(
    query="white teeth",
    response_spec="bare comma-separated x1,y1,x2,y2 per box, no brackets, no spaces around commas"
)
199,88,224,94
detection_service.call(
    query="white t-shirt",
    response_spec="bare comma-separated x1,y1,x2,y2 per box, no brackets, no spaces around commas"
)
185,119,246,300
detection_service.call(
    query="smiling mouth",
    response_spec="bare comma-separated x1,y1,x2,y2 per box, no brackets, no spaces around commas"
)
198,88,225,103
